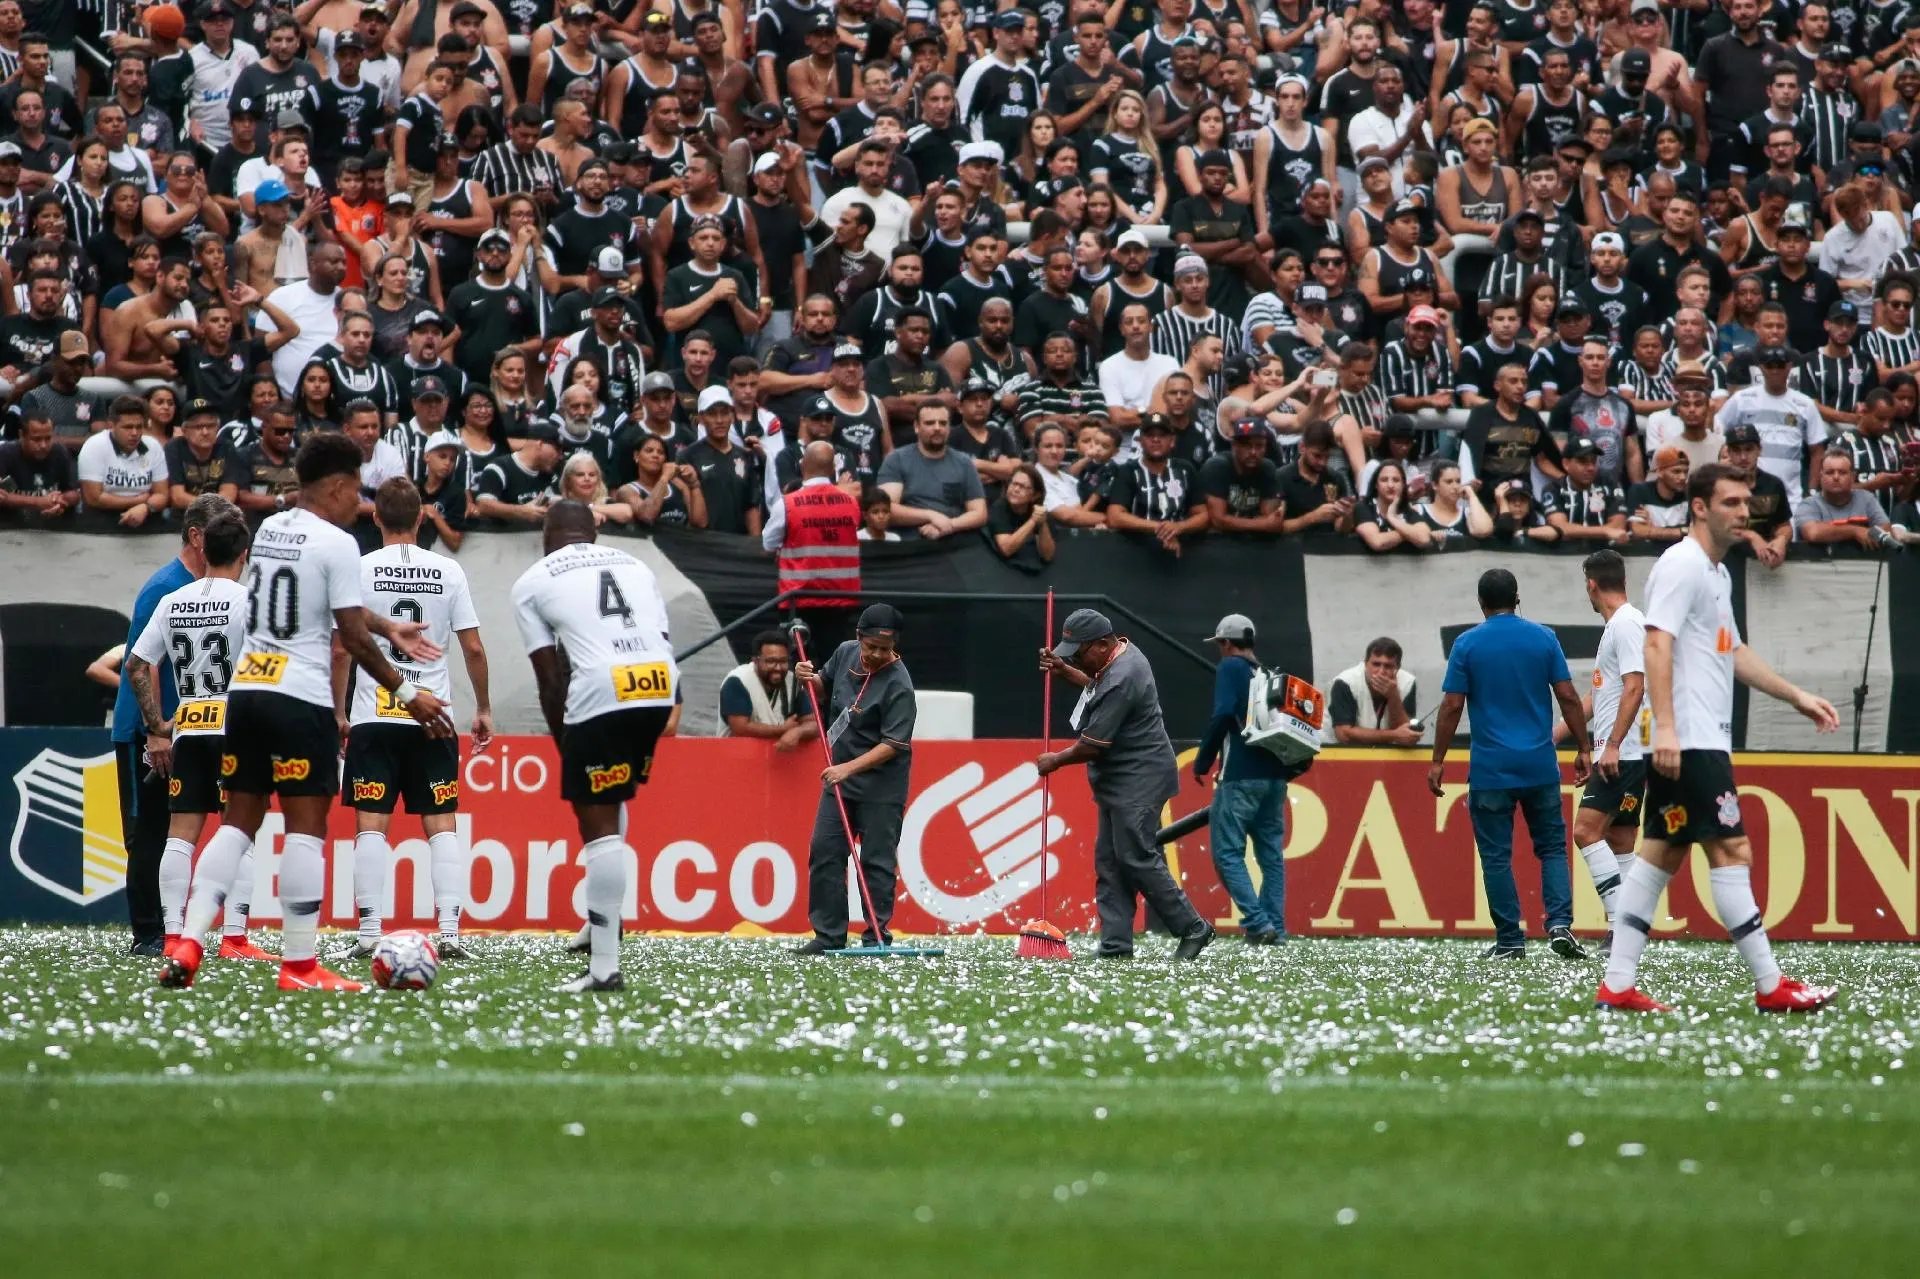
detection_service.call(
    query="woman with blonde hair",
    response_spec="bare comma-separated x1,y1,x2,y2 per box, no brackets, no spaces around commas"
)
1090,90,1166,224
559,452,633,526
489,348,540,437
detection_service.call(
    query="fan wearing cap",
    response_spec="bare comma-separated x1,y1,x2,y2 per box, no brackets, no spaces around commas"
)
548,246,651,360
1378,303,1457,427
946,375,1023,486
1715,340,1828,499
473,420,561,523
443,226,542,386
163,398,236,509
1541,435,1629,543
1251,72,1335,243
649,150,768,306
1623,444,1692,540
602,10,678,138
956,11,1043,160
1103,410,1208,549
661,211,765,367
769,393,862,494
1036,608,1214,959
1196,416,1286,534
1568,231,1648,347
1794,300,1876,428
1358,195,1456,341
1749,209,1839,355
1167,147,1266,315
788,604,918,955
386,308,469,409
524,3,606,117
678,384,765,535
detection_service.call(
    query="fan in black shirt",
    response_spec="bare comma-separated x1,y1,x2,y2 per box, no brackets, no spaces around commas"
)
678,385,764,534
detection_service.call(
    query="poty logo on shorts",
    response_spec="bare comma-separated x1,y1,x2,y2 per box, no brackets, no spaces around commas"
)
271,758,312,783
353,780,386,802
220,753,237,777
895,762,1065,928
1662,805,1688,835
431,780,459,805
587,764,631,794
1620,794,1639,813
168,778,182,798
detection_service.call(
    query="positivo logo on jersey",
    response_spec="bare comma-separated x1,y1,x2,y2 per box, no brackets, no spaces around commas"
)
895,762,1065,929
9,749,126,906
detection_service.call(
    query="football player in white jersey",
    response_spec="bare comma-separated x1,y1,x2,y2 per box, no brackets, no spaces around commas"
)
332,476,492,962
125,510,277,963
512,501,679,993
160,434,455,993
1598,463,1841,1015
1554,549,1648,951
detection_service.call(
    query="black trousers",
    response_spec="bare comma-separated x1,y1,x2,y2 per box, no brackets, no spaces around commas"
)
806,788,903,947
1093,801,1205,957
115,737,169,942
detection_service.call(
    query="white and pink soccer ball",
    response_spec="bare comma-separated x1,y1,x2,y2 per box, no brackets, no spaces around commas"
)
370,931,440,991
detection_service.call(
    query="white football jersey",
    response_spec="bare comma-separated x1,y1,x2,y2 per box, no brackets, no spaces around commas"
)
348,543,479,728
129,577,250,738
1591,602,1648,762
232,508,364,710
511,542,678,725
1642,537,1741,753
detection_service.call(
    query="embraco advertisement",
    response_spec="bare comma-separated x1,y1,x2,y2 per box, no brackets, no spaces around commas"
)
2,733,1914,942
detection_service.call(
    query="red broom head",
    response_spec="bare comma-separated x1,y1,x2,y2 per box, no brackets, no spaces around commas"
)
1016,919,1071,960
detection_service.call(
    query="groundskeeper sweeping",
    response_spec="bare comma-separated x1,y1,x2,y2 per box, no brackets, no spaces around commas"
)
1037,608,1214,961
791,604,919,955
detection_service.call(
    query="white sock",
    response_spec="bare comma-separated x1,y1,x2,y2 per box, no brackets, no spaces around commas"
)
429,830,466,937
222,845,255,937
279,833,326,964
580,836,627,980
159,837,193,936
1710,865,1783,995
1578,840,1623,922
180,826,252,941
353,830,389,943
1602,858,1673,994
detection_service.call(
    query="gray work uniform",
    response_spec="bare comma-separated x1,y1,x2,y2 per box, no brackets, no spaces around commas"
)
807,640,917,946
1075,643,1207,956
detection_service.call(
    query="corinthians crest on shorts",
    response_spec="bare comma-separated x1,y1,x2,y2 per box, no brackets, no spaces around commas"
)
1716,789,1742,830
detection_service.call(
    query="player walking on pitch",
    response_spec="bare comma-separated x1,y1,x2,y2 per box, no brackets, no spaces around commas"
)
1598,464,1840,1014
332,477,493,962
511,501,679,993
125,510,274,962
159,435,455,993
1557,549,1648,951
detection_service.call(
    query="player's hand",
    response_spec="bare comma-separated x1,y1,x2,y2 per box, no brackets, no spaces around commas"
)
1572,746,1592,785
1596,741,1621,781
1793,690,1840,733
470,710,494,751
406,689,456,738
145,730,173,778
1426,760,1447,797
1651,724,1681,779
387,620,445,662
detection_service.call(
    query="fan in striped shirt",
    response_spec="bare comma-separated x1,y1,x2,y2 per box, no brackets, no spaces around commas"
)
468,108,566,206
1334,341,1388,436
1800,75,1856,175
1794,308,1879,426
1379,308,1456,422
1151,257,1243,399
1831,391,1909,514
1864,280,1920,379
1478,240,1566,318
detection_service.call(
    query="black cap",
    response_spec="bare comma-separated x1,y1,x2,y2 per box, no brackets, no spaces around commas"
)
335,31,366,51
410,309,445,331
1819,42,1852,62
743,101,783,126
1829,300,1860,323
1051,608,1114,659
808,11,836,30
201,1,235,18
802,395,835,418
1196,149,1232,171
1556,298,1589,319
412,375,448,400
521,420,560,445
1724,423,1761,446
1139,411,1175,435
1513,207,1546,226
1851,120,1884,142
1387,197,1421,222
229,95,260,118
1621,48,1651,74
1755,344,1793,365
592,286,626,308
960,376,994,398
1383,412,1416,438
1564,436,1600,460
182,397,219,421
856,603,904,638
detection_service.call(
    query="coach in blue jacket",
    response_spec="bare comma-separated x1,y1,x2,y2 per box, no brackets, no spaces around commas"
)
1427,570,1593,961
1193,614,1296,946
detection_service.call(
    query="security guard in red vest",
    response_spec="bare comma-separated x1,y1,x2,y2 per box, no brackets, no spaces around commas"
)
763,436,863,656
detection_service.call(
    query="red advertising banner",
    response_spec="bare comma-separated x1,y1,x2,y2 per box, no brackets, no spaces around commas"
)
220,740,1917,942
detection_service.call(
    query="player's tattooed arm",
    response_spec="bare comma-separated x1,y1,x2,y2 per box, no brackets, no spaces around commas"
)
126,655,168,738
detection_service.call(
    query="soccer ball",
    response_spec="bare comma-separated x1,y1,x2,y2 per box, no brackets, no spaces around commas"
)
370,932,440,991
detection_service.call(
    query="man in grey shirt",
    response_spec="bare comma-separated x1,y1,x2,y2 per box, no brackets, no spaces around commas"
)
875,401,988,539
1793,452,1899,550
791,604,919,954
1038,608,1213,959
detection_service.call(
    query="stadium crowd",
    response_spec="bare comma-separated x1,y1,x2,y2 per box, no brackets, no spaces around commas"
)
1,0,1919,557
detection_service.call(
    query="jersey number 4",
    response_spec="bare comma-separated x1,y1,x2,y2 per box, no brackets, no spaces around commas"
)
598,571,635,628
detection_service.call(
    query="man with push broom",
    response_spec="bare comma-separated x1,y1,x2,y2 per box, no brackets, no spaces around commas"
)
1037,609,1215,961
791,604,918,955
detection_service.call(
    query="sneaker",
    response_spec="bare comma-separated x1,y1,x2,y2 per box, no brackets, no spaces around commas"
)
1756,977,1838,1014
558,969,624,993
331,938,379,963
791,937,842,955
1173,923,1216,961
277,961,363,992
1548,926,1588,960
1481,944,1526,960
436,935,472,960
218,935,275,962
128,935,167,958
1244,928,1281,946
564,924,591,955
156,937,204,989
1595,983,1672,1013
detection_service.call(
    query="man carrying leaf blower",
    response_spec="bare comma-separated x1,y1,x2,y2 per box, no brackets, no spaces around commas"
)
791,604,918,956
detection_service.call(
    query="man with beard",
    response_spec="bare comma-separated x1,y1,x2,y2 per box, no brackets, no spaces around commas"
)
1088,228,1171,357
469,104,564,210
548,160,647,293
762,294,843,427
1573,231,1649,347
1104,412,1208,553
445,227,542,387
230,16,324,136
746,151,812,352
842,246,951,359
385,309,468,407
1016,330,1109,441
939,296,1033,424
865,308,956,448
877,400,988,539
1695,0,1790,180
726,102,812,202
1199,418,1285,535
808,202,885,314
103,255,196,385
1628,191,1732,323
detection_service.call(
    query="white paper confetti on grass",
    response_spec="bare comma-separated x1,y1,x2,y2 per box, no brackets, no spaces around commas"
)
561,1122,585,1136
1336,1207,1357,1225
1618,1143,1646,1158
1567,1132,1585,1148
740,1112,758,1127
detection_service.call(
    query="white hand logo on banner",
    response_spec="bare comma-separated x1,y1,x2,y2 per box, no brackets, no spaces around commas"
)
895,762,1065,927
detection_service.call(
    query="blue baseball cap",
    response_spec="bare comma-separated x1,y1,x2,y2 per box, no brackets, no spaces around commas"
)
992,10,1025,29
253,178,290,204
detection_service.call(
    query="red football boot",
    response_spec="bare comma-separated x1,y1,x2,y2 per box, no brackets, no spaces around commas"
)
1595,983,1673,1013
1756,977,1837,1014
218,934,275,962
277,959,364,992
157,937,204,989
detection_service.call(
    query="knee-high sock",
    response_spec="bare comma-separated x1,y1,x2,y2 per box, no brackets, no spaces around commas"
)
279,833,326,964
222,845,255,936
353,830,389,942
1710,864,1783,995
570,809,629,950
180,826,252,941
159,837,193,937
1578,840,1623,922
1602,858,1672,994
580,836,627,980
429,830,466,937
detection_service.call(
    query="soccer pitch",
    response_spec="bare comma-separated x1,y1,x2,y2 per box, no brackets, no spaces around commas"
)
2,930,1915,1276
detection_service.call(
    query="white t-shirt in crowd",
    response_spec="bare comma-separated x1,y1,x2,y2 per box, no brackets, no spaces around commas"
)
1641,536,1740,753
1347,99,1418,193
818,184,915,260
1713,384,1825,501
259,280,340,395
1097,350,1180,414
1817,209,1906,304
1642,412,1724,476
76,432,164,500
1592,602,1648,762
358,438,408,494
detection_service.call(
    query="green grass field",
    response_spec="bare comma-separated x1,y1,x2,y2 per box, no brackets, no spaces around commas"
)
2,929,1915,1276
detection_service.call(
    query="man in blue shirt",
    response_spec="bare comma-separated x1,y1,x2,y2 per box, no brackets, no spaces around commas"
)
1428,569,1593,960
1193,614,1302,945
112,495,235,956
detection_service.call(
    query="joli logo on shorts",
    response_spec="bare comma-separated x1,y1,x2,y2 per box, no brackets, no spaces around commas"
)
271,758,312,782
587,764,632,793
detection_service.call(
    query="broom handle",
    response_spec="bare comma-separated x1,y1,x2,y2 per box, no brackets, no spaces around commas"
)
794,630,885,942
1040,588,1053,919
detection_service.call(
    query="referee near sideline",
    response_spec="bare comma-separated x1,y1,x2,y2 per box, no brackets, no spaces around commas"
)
1038,608,1214,960
1427,569,1593,961
112,495,236,957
